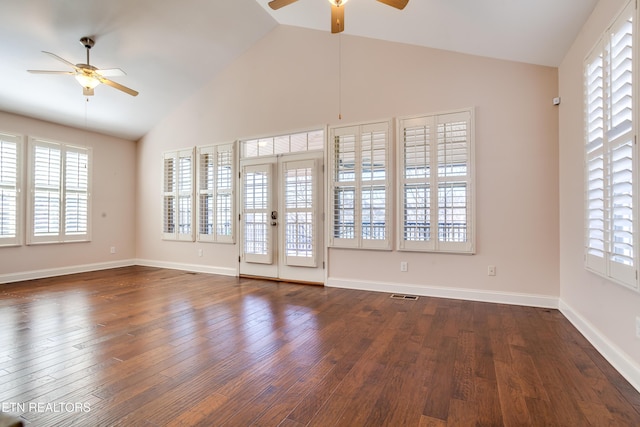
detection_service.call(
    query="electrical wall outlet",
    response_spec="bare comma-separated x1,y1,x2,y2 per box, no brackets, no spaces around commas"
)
400,261,408,272
198,249,203,257
488,265,496,276
110,246,116,254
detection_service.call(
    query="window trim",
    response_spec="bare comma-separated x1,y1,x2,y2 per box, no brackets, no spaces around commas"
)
0,132,24,247
27,137,92,245
396,108,476,254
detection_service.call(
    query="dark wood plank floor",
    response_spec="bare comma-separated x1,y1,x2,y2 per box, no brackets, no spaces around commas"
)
1,266,639,426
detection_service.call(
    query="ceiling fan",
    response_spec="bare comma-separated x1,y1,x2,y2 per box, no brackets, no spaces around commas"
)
268,0,409,34
27,37,138,97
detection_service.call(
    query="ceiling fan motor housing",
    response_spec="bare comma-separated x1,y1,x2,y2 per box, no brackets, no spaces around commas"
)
80,37,95,49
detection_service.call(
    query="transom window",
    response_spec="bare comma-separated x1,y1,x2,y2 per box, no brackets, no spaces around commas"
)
242,129,323,158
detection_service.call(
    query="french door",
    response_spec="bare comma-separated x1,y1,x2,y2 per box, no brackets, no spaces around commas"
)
239,151,324,283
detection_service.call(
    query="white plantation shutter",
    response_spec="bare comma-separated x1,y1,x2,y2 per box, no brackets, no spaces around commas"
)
216,145,233,241
0,133,22,246
584,1,637,290
361,125,389,244
163,148,194,241
28,138,91,244
437,113,473,252
331,128,357,246
198,146,213,239
585,47,606,273
197,143,234,243
65,148,89,236
163,153,176,237
243,163,273,264
329,121,392,250
398,109,475,253
32,142,61,239
402,119,433,249
283,159,318,267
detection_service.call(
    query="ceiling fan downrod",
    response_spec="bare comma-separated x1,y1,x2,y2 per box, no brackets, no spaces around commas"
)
79,37,95,65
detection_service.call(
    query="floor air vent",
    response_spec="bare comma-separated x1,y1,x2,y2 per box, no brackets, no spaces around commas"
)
390,294,419,300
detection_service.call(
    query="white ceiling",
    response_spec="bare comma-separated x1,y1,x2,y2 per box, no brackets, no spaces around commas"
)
0,0,598,141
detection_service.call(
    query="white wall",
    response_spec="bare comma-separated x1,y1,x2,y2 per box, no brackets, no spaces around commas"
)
558,0,640,389
0,111,137,282
137,25,560,305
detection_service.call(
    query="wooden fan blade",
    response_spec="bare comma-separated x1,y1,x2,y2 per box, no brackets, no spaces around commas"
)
377,0,409,10
27,70,74,75
268,0,298,10
96,68,126,77
331,5,345,34
98,77,139,97
42,51,79,70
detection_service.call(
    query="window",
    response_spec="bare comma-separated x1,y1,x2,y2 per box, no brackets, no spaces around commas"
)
27,138,91,244
397,109,475,253
242,130,324,158
197,143,235,243
329,121,391,249
163,148,194,241
0,132,23,247
584,1,637,290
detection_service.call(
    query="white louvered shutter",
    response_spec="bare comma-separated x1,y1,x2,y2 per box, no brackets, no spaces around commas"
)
400,116,434,251
399,109,475,253
329,121,391,250
0,133,22,246
197,143,234,243
330,126,358,247
584,2,637,290
606,7,635,287
28,138,92,244
31,141,61,241
163,148,194,241
585,47,606,274
163,152,177,238
243,163,273,264
361,124,390,246
283,159,318,267
198,146,214,240
215,144,234,242
65,148,89,237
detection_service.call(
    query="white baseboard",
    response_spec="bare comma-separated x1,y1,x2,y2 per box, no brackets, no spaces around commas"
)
134,259,237,277
0,259,136,284
1,259,236,285
326,277,559,308
559,300,640,393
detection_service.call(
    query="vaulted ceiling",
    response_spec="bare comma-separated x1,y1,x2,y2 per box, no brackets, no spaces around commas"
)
0,0,598,141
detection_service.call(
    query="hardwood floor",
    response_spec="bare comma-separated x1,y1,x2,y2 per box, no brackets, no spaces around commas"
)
1,266,639,426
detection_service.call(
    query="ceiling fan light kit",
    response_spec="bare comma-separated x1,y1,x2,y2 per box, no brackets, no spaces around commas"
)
268,0,408,34
27,36,139,97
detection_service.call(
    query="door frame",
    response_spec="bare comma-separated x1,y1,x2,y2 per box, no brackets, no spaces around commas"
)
238,150,324,283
